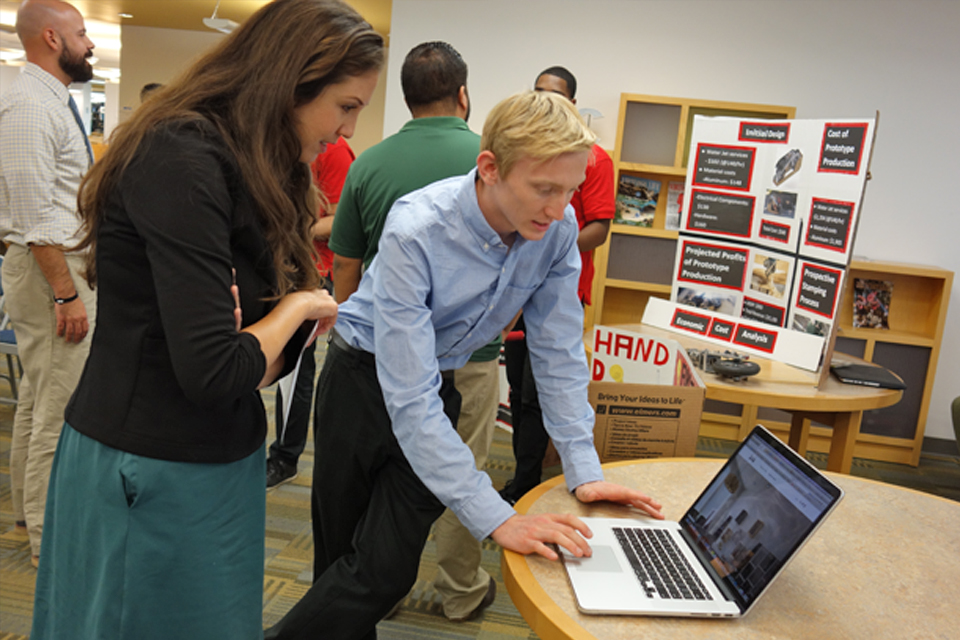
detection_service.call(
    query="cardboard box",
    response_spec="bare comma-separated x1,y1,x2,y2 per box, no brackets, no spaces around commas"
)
587,326,705,462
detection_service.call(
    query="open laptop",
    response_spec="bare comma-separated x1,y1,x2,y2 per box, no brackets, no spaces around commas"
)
560,425,843,618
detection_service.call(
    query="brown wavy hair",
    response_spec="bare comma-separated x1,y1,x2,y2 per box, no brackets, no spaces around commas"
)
76,0,383,295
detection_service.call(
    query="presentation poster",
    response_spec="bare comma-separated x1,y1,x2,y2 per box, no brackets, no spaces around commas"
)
644,116,875,371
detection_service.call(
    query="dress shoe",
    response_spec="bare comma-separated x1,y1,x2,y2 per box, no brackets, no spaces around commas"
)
447,576,496,622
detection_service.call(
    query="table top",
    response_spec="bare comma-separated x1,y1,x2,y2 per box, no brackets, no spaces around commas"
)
608,324,901,413
502,458,960,640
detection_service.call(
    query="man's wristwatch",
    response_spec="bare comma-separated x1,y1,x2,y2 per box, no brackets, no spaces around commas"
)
53,293,79,305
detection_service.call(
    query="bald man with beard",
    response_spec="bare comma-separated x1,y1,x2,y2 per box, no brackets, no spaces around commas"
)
0,0,97,568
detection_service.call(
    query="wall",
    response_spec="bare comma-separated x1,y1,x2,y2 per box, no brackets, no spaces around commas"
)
117,25,387,156
0,64,20,95
119,25,224,124
387,0,960,442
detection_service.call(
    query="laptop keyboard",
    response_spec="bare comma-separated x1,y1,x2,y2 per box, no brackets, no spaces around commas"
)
613,527,711,600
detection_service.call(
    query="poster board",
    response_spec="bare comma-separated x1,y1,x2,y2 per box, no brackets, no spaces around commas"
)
643,116,876,373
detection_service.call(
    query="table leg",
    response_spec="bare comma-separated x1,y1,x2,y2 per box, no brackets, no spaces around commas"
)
788,413,811,455
739,404,758,441
827,411,861,474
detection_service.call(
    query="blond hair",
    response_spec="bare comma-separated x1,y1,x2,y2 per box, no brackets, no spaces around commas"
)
480,91,595,178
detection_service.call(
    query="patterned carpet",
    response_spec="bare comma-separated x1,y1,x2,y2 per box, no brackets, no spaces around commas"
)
2,344,959,638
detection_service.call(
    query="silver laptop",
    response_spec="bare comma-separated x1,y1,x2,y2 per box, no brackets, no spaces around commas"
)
561,425,843,618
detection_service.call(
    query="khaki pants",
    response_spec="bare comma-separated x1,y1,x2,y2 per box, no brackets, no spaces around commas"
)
434,358,500,619
3,244,95,557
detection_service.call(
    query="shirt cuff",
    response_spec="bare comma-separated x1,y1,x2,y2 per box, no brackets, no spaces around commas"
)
560,443,605,494
457,486,517,541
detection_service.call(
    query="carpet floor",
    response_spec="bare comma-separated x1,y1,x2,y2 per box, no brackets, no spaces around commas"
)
2,343,958,638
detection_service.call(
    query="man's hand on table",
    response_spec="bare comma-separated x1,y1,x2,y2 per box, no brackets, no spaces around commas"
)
491,513,593,561
574,480,664,520
491,482,663,561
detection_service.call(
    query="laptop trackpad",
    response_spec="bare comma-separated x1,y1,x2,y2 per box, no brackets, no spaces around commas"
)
568,545,622,572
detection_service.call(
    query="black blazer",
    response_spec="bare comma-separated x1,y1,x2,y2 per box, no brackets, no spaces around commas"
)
67,119,300,463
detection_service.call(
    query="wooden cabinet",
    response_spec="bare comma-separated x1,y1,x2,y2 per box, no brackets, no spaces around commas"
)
587,94,795,328
832,260,953,464
699,260,952,466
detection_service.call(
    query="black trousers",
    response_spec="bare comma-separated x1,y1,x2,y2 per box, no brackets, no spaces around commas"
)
265,334,461,640
502,317,550,502
268,275,332,466
269,338,317,465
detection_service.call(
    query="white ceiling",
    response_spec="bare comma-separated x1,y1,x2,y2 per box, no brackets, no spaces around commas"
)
0,0,390,85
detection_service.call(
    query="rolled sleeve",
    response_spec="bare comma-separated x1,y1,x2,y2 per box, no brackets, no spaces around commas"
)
524,213,604,492
0,101,60,244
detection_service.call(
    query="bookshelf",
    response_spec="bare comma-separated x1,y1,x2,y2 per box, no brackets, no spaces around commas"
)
589,95,953,464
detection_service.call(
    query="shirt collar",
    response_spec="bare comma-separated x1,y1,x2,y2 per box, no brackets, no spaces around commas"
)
456,168,521,254
23,62,71,105
399,116,472,133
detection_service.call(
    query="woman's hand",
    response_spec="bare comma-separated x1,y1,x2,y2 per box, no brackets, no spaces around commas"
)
240,285,338,388
288,287,338,336
231,269,242,332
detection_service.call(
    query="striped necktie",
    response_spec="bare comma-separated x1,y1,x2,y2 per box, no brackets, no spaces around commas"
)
67,95,94,166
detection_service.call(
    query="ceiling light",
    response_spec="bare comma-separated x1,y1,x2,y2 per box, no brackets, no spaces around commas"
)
203,0,238,34
119,13,133,19
93,67,121,81
0,48,25,61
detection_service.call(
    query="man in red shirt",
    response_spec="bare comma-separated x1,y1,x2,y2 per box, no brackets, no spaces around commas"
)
266,137,355,488
310,136,356,285
500,67,614,505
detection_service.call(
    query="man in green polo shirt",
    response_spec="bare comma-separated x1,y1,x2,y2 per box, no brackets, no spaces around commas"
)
328,41,500,623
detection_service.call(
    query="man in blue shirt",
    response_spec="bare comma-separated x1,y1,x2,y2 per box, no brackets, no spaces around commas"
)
266,91,664,640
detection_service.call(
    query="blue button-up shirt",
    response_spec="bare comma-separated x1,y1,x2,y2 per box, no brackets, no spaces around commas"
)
337,169,604,540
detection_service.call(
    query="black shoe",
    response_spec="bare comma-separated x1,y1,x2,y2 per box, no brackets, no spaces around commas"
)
266,458,298,489
382,600,402,620
448,577,496,622
498,480,525,506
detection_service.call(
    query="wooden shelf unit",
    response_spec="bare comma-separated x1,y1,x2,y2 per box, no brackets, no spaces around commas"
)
699,260,953,466
588,94,953,465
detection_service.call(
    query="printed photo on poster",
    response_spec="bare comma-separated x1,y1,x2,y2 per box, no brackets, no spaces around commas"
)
791,312,830,337
763,190,797,218
749,254,790,299
772,149,803,185
677,286,738,316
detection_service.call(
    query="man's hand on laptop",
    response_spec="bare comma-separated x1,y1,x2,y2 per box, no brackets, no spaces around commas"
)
574,481,665,520
491,513,594,561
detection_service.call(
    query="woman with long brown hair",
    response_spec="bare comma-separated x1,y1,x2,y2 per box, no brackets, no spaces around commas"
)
30,1,383,637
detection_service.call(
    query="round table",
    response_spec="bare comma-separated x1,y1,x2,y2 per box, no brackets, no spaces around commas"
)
502,458,960,640
615,324,903,474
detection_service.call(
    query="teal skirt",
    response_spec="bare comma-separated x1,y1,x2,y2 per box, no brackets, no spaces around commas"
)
32,424,266,640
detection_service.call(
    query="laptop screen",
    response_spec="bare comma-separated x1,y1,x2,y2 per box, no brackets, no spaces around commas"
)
680,427,843,612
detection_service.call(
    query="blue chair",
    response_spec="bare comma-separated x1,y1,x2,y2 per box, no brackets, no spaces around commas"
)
0,255,21,403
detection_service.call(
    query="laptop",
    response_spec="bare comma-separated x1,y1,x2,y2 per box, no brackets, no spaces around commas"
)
560,425,844,618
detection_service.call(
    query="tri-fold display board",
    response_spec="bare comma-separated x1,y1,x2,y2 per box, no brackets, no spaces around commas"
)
643,115,877,374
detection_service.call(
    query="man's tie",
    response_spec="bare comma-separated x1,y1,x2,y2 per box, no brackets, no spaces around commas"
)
67,95,94,166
